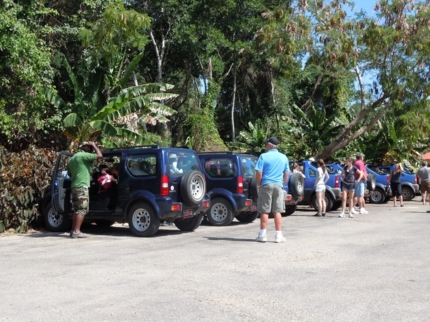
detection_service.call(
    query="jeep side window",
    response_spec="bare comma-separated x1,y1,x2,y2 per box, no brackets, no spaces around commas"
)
309,168,316,177
169,151,200,176
240,156,257,177
127,155,157,176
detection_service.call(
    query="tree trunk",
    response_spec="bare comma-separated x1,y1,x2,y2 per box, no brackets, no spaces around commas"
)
231,61,237,142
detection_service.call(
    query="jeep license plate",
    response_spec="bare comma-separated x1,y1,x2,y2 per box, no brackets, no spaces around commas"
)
183,209,193,218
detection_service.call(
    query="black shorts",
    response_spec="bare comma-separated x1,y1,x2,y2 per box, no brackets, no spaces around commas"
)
391,183,402,197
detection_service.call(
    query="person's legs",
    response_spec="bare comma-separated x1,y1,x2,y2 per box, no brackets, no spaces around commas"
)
71,187,89,237
256,185,273,241
260,213,269,229
316,191,323,215
340,190,347,214
273,212,282,231
321,189,327,214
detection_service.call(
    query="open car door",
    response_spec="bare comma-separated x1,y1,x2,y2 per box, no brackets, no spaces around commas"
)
51,152,73,213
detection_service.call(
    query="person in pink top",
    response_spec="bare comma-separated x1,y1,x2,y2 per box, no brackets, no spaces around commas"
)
353,153,369,214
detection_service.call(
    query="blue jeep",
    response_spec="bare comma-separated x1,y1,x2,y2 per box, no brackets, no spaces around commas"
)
367,165,419,201
293,160,342,212
198,152,304,225
39,146,211,237
366,166,391,204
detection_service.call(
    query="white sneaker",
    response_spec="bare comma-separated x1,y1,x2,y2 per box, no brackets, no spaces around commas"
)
359,208,369,214
256,235,267,243
350,209,358,215
349,212,354,218
274,235,286,243
339,212,345,218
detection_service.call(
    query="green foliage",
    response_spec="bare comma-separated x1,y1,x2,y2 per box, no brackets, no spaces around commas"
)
0,146,58,233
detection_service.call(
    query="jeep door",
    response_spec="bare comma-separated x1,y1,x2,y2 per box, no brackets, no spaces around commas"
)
51,152,73,214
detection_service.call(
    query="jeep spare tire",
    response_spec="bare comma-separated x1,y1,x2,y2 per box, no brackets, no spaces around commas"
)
249,172,259,201
180,170,206,206
288,173,304,199
367,173,376,191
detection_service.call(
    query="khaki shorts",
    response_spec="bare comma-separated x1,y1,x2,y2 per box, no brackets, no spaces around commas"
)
420,181,430,194
257,184,285,214
71,187,89,216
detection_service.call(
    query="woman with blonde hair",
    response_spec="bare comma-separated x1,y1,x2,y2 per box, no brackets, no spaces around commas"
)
314,159,329,217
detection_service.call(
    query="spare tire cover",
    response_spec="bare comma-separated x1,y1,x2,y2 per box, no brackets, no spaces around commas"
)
288,172,304,199
180,170,206,206
249,172,259,201
367,173,376,191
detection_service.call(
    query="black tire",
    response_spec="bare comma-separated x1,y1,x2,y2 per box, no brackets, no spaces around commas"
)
43,202,71,232
127,202,160,237
311,193,334,212
175,213,203,231
207,197,234,226
94,220,115,228
288,173,304,199
282,205,297,216
235,211,259,223
384,195,391,203
331,200,342,211
369,187,386,204
401,186,414,201
367,174,376,191
180,170,206,206
249,172,259,201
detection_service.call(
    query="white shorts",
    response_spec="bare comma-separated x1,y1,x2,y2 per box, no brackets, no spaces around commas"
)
315,184,326,192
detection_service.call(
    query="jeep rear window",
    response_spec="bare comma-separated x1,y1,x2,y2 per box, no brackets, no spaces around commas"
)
168,151,200,176
239,156,257,177
127,155,157,176
204,158,236,178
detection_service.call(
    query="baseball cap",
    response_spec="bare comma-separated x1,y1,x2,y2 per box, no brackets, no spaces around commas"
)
264,137,279,145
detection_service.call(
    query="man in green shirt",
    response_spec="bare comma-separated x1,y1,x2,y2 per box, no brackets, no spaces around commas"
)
68,141,103,238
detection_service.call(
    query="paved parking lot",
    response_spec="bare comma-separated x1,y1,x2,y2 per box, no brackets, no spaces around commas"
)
1,201,429,322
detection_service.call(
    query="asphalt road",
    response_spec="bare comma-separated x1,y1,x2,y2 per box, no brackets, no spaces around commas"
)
1,200,429,322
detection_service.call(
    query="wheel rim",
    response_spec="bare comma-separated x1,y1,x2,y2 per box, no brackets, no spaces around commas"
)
371,190,382,202
190,176,204,201
132,208,151,232
402,188,412,200
210,203,228,222
47,208,63,228
297,181,303,194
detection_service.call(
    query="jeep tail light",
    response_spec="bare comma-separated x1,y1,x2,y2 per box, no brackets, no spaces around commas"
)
386,176,390,184
335,175,339,188
171,204,181,211
415,176,418,184
161,174,169,196
203,201,210,208
237,176,244,194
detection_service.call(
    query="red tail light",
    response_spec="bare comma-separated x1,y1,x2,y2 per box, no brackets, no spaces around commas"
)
161,174,169,196
415,176,418,184
386,176,390,184
237,176,244,194
335,175,339,188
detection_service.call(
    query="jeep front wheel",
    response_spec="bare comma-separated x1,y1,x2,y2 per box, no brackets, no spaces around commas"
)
43,202,71,232
127,202,160,237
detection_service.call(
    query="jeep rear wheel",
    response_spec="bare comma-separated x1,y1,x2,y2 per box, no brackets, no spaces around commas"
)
311,193,334,212
180,170,206,206
127,202,160,237
249,173,259,201
235,211,259,223
43,202,71,232
282,205,297,217
367,174,376,191
207,198,234,226
402,186,414,201
175,213,203,231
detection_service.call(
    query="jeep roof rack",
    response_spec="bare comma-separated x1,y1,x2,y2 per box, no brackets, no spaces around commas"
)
104,145,161,152
198,151,234,154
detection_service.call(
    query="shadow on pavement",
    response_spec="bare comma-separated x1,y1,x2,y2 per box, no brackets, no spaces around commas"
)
205,237,256,242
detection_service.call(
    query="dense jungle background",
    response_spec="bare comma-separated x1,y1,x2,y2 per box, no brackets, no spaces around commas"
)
1,0,430,231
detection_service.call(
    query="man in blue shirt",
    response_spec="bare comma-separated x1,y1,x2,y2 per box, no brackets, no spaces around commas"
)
255,137,290,243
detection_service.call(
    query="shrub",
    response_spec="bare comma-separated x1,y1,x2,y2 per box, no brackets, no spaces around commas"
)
0,146,58,233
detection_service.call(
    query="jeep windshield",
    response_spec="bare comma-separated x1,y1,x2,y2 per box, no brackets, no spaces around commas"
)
168,151,200,176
